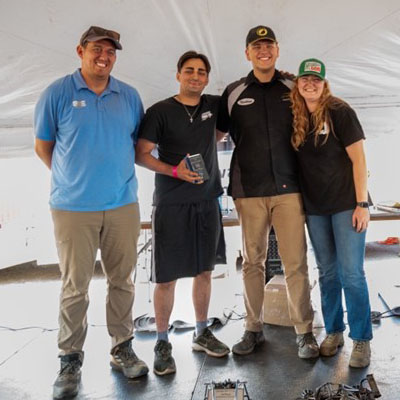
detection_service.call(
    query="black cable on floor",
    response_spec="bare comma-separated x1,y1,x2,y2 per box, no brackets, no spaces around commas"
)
0,335,40,367
371,309,398,323
0,323,120,332
0,325,57,332
222,307,246,321
190,344,208,400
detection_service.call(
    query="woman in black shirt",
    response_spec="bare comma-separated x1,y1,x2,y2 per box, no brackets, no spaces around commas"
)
290,58,372,368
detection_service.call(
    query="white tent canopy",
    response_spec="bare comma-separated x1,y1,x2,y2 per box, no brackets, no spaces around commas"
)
1,0,400,158
1,0,400,268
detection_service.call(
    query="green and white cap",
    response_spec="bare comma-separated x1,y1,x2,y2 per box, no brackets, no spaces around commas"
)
298,58,326,79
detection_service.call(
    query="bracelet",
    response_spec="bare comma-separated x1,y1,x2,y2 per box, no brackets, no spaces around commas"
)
172,165,178,178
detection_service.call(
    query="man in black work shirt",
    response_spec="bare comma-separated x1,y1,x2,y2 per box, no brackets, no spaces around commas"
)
217,25,318,359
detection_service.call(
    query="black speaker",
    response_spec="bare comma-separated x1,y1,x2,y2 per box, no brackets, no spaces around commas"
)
266,227,283,282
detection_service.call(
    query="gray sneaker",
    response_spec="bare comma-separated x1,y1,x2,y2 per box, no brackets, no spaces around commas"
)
296,332,320,359
320,332,344,356
349,340,371,368
153,340,176,376
232,330,265,355
192,328,230,357
110,339,149,378
53,353,82,399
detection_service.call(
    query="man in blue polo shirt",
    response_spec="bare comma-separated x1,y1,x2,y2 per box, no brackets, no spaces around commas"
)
34,26,148,399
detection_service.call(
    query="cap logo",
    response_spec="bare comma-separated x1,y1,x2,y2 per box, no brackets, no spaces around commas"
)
256,27,268,37
304,61,321,73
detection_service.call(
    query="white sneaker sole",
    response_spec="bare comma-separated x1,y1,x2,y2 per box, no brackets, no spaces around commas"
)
192,343,230,358
153,365,176,376
110,360,149,378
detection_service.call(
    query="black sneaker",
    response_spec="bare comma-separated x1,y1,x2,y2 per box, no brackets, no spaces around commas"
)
192,328,230,357
153,340,176,376
53,353,82,399
110,339,149,379
296,332,320,359
232,330,265,355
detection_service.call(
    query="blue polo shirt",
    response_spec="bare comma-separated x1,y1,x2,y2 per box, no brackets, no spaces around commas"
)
34,69,143,211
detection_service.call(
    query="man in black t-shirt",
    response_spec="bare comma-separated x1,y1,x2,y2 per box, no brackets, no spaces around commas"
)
216,26,317,359
136,51,229,376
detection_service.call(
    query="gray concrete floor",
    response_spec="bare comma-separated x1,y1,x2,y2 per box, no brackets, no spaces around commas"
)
0,225,399,399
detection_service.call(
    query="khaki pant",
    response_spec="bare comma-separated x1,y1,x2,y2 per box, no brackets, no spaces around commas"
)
51,203,140,356
234,194,314,334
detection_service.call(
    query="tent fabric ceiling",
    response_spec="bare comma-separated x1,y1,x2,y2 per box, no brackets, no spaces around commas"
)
1,0,400,157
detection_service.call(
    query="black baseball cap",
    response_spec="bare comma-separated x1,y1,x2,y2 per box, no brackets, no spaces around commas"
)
246,25,276,46
80,26,122,50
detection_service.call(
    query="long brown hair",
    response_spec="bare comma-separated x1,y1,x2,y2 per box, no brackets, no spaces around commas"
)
290,80,346,150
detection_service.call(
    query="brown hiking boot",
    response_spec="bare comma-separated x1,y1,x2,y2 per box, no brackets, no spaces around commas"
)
349,340,371,368
320,332,344,356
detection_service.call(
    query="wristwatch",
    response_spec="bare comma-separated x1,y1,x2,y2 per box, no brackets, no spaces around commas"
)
357,202,369,208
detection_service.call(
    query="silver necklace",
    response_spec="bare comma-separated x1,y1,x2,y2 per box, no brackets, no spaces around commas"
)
179,100,201,123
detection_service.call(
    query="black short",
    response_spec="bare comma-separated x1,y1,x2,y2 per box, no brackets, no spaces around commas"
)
151,199,226,283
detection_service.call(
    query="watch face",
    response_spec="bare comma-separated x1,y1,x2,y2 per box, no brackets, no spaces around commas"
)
358,202,369,208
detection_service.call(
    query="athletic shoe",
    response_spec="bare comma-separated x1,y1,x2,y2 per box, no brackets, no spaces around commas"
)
296,332,320,359
153,340,176,376
53,353,82,399
192,328,230,357
232,330,265,355
110,339,149,378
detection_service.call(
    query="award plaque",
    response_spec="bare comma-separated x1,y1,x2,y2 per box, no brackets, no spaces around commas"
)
184,154,209,181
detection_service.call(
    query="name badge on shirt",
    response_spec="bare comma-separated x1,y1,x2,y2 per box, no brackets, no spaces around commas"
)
237,98,255,106
72,100,87,108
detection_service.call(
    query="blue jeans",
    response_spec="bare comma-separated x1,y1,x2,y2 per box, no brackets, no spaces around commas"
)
307,209,372,341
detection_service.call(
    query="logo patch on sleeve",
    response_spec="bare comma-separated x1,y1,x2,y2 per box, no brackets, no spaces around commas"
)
237,98,255,106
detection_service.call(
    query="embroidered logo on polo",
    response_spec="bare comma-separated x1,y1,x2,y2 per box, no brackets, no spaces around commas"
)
237,98,255,106
201,111,213,121
304,62,322,73
72,100,86,108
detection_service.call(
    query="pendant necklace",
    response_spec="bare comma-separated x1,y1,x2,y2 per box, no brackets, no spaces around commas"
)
176,96,201,123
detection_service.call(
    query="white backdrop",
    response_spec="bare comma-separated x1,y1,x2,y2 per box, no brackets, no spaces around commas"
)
1,0,400,156
1,0,400,267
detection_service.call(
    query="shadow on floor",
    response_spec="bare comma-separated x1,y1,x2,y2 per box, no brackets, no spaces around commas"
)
1,232,399,399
